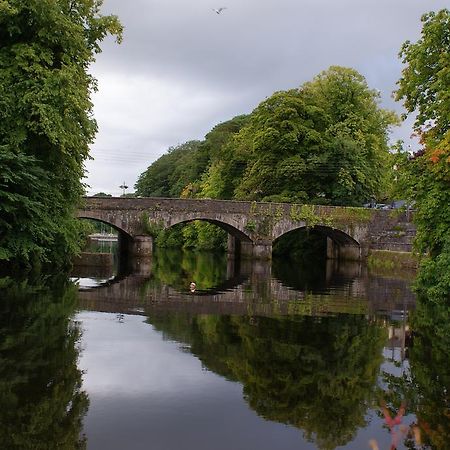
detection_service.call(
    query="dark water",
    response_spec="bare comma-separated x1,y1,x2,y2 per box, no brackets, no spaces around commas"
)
1,250,448,449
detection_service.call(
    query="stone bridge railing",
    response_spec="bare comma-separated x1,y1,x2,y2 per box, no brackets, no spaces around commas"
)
77,197,415,260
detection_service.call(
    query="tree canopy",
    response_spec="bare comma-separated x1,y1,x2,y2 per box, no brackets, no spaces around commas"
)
396,10,450,143
396,9,450,300
137,67,397,208
135,140,203,198
0,0,122,268
231,68,397,205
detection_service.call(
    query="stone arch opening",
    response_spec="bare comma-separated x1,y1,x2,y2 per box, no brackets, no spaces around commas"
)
167,217,252,242
76,217,135,273
77,216,133,240
274,225,361,261
164,217,254,257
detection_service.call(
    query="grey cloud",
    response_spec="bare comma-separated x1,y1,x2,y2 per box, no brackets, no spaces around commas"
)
96,0,440,90
85,0,447,193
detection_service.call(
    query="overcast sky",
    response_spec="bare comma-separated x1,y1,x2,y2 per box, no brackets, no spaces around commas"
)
85,0,448,196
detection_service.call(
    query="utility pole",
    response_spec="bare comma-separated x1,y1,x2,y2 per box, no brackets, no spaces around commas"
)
119,182,128,196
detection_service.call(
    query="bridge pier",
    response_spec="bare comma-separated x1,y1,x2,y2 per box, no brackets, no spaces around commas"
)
131,257,153,275
227,235,238,255
227,236,272,260
132,235,154,257
240,241,254,258
253,243,272,259
241,241,272,260
327,238,361,261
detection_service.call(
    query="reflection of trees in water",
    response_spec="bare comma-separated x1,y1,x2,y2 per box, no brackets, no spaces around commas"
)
410,298,450,448
143,249,360,298
152,249,229,291
0,276,89,449
149,312,385,449
382,296,450,449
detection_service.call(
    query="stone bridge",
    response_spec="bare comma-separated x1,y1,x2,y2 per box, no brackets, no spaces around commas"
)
77,197,415,260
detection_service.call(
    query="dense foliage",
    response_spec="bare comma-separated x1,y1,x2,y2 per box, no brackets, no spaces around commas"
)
0,0,122,268
136,116,249,199
234,67,397,204
396,9,450,300
135,140,202,197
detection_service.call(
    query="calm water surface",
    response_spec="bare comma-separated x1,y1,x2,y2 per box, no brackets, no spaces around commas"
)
1,250,447,449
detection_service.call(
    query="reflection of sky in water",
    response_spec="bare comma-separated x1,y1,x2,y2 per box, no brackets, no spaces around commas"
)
70,277,114,290
78,312,313,450
77,311,415,450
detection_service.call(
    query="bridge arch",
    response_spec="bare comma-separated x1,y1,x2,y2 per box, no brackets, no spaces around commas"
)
77,215,133,239
165,216,253,242
273,225,361,260
273,222,360,245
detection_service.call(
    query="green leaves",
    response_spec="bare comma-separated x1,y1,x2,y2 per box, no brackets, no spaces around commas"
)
0,0,122,268
135,140,203,198
396,9,450,142
396,9,450,300
231,67,397,204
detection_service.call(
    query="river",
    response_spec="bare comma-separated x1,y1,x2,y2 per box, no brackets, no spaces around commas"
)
0,249,447,449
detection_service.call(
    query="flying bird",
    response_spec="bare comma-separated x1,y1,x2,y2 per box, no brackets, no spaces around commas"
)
212,7,227,14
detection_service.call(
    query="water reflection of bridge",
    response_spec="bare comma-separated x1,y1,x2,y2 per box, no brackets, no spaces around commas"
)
76,259,416,318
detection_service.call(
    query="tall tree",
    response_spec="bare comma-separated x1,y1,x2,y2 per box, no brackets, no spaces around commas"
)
396,9,450,300
0,0,122,268
232,67,398,205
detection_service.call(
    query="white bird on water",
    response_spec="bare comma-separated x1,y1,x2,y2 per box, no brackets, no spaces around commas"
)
212,7,227,14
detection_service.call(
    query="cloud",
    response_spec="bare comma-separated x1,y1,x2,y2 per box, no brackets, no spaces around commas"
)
85,0,448,194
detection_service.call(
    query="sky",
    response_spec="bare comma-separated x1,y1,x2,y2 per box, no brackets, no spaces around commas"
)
85,0,448,196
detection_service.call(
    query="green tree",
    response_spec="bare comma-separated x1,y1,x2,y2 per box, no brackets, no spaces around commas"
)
0,0,122,268
301,67,399,204
396,10,449,143
396,9,450,300
232,67,398,205
233,90,326,201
